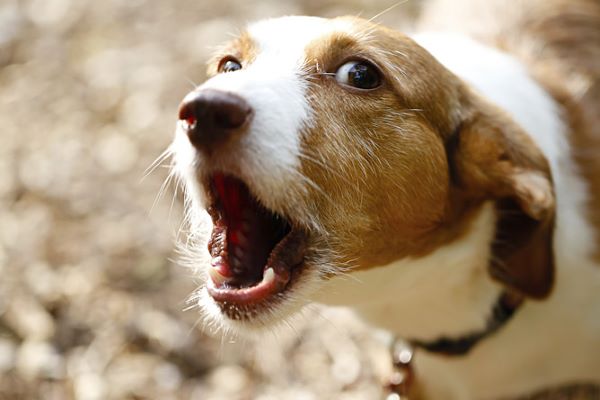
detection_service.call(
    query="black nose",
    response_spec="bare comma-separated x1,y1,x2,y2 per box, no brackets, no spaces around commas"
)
178,89,253,150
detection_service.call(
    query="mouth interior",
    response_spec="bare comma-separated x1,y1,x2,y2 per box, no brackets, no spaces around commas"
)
208,173,291,289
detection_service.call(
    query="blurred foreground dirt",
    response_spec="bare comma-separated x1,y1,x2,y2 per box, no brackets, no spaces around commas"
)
0,0,597,399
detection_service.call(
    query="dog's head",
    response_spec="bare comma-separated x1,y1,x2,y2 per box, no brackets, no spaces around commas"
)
171,16,555,334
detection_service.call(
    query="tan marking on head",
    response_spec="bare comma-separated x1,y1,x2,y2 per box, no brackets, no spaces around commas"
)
300,19,465,269
296,17,555,297
207,32,258,77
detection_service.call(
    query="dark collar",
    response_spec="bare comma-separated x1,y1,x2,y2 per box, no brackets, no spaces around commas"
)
411,291,523,356
385,292,524,398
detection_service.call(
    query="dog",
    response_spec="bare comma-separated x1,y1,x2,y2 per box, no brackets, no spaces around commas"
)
170,0,600,398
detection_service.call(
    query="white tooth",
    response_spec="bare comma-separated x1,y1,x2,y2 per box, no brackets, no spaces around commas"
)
208,267,229,286
263,268,275,284
211,256,224,267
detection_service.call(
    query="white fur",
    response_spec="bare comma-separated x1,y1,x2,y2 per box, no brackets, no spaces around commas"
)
173,17,355,214
173,16,355,334
172,19,600,399
315,203,503,341
371,33,600,399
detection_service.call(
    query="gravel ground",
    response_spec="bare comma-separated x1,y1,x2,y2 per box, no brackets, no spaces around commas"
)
0,1,597,399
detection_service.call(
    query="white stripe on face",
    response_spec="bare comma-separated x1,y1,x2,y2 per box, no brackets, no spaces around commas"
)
174,17,353,214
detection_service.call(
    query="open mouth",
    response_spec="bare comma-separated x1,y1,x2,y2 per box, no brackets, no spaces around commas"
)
205,173,307,308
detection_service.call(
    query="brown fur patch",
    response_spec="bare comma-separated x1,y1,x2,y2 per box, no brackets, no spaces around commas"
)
297,17,555,298
300,21,467,269
451,91,555,298
206,32,258,77
421,0,600,261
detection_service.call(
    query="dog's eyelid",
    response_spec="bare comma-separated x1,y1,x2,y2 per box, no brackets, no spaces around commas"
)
333,58,383,90
217,56,243,73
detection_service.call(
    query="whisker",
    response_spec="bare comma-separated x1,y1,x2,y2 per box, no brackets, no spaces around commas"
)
185,314,206,341
307,72,336,77
296,150,354,186
150,169,176,214
141,147,173,182
368,0,410,23
168,173,183,221
184,76,198,90
288,168,335,204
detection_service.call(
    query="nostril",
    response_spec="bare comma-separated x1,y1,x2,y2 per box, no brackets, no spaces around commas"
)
177,89,253,149
214,105,249,130
178,103,198,130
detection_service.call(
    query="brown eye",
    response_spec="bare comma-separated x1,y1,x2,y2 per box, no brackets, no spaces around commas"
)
219,57,242,73
335,60,381,90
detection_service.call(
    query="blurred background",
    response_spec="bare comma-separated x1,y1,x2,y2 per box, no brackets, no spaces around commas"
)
0,0,420,399
1,1,597,399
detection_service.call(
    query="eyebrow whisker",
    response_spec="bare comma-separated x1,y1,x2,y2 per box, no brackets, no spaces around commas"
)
308,72,336,77
368,0,410,23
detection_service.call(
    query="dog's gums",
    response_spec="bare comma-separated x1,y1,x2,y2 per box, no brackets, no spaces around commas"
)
205,173,307,308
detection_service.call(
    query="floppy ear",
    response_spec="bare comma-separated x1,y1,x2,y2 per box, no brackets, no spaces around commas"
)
449,97,556,299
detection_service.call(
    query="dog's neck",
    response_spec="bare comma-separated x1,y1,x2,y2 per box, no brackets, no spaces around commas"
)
315,203,504,342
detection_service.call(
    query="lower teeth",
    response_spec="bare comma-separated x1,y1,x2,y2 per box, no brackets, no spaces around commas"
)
263,268,275,284
208,265,231,285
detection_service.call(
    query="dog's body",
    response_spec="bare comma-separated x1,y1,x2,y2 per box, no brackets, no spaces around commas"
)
171,1,600,398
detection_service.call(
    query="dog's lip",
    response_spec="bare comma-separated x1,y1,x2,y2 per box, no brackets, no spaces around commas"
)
206,266,286,304
207,227,307,305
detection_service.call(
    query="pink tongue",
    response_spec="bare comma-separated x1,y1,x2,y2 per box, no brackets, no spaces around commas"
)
212,173,262,282
213,173,244,246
